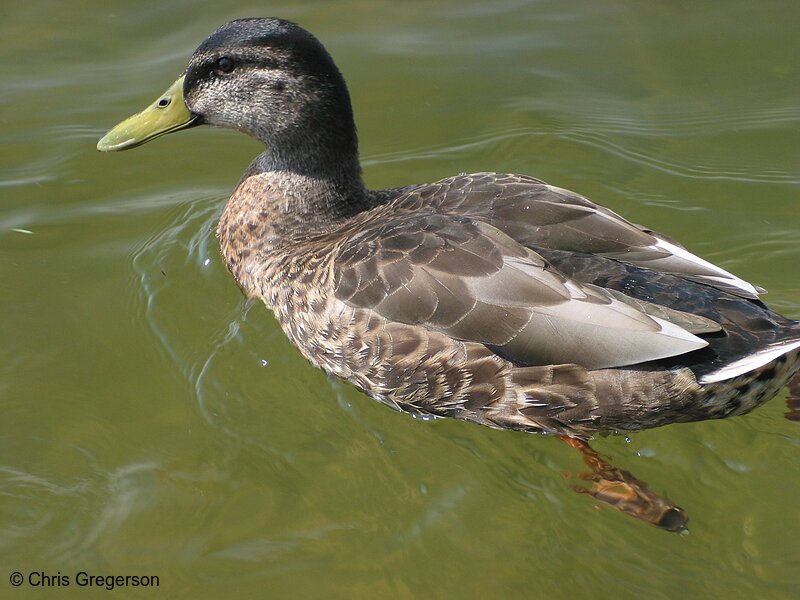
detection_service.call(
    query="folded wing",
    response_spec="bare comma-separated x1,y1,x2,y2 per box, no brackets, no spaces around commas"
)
333,212,710,369
415,173,763,299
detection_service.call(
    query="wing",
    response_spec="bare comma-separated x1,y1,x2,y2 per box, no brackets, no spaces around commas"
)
399,172,763,299
332,213,709,370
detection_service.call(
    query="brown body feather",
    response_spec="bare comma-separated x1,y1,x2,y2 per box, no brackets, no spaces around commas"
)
220,171,800,438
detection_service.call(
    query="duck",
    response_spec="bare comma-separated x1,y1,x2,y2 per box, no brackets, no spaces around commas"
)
98,18,800,528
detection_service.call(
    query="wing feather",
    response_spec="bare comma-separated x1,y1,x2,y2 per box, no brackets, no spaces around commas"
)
332,211,708,369
411,173,762,299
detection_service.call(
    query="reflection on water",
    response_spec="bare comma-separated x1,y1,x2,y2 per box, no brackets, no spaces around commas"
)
2,0,799,598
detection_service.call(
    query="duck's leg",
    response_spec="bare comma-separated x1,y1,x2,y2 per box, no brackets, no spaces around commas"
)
786,371,800,422
558,436,689,533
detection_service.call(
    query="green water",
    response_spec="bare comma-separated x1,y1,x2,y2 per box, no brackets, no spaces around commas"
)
2,1,799,598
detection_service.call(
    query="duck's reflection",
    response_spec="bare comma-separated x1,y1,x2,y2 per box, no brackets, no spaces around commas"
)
786,371,800,421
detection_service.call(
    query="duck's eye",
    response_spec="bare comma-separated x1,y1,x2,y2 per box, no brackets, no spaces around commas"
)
215,57,235,74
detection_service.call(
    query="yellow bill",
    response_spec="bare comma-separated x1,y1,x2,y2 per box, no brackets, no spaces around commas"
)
97,75,200,151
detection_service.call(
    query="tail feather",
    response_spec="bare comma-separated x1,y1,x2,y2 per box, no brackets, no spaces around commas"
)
699,339,800,384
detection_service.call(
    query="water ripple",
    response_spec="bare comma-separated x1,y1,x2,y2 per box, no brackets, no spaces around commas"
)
367,125,798,184
130,193,224,383
0,454,165,566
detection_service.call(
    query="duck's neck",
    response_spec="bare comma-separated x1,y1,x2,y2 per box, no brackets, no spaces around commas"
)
245,145,376,223
218,147,378,295
218,144,379,266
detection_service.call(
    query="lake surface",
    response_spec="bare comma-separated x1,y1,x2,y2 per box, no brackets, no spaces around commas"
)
2,1,799,598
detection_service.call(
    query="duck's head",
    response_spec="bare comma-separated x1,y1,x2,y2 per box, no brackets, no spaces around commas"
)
97,18,358,166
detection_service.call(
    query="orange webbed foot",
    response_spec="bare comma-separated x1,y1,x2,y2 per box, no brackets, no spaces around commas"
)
559,436,688,533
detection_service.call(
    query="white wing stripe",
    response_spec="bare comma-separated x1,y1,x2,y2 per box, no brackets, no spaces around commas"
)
652,238,761,298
